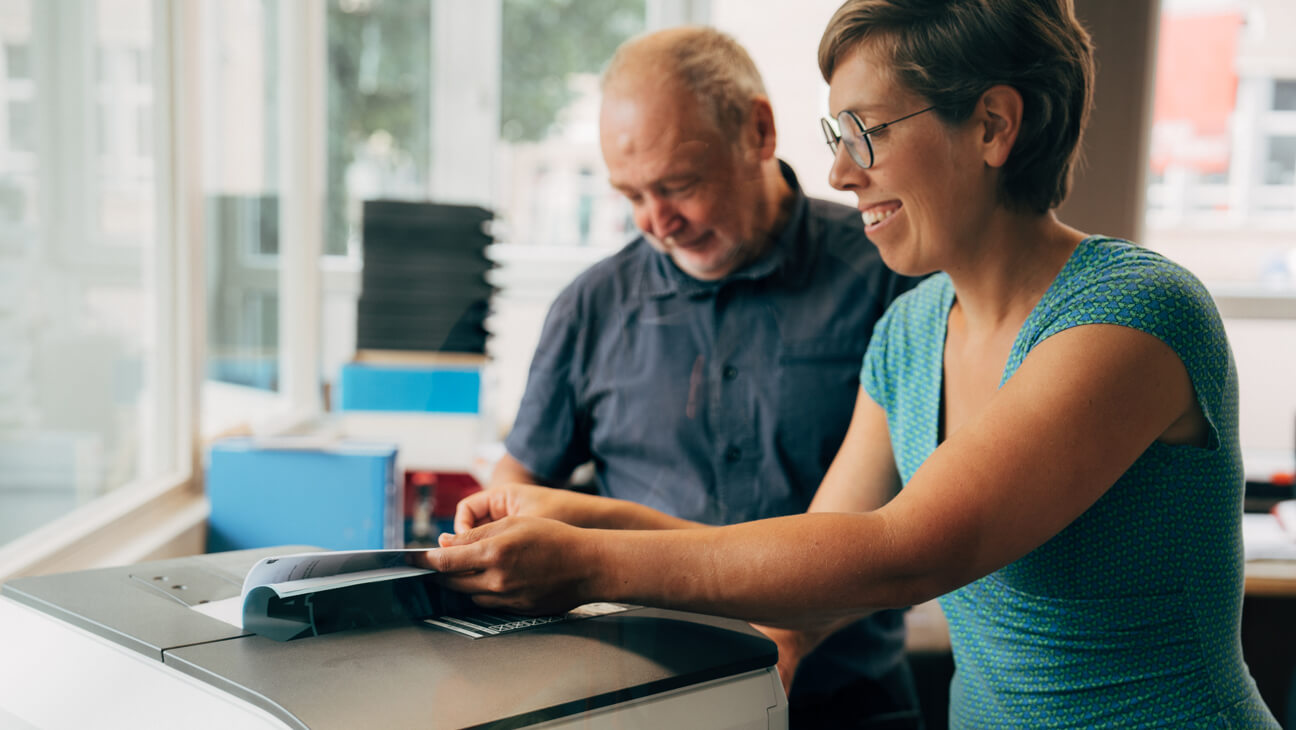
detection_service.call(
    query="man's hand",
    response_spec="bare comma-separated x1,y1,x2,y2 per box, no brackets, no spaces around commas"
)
454,483,586,534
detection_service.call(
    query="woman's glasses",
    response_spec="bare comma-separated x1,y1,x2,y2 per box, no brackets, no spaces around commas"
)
820,106,936,169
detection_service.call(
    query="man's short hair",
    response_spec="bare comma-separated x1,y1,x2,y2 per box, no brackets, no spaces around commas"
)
603,25,768,139
818,0,1095,214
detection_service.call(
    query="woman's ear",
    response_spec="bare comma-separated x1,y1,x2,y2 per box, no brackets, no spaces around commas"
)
976,85,1023,169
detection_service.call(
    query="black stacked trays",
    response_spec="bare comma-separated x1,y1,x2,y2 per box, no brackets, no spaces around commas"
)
358,201,495,354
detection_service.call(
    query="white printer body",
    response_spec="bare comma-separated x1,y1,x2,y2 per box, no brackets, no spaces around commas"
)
0,547,787,730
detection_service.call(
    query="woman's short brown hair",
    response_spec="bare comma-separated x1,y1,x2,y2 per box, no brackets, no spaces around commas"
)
819,0,1094,214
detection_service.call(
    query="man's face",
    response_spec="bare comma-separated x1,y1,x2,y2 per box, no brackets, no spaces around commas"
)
600,81,771,281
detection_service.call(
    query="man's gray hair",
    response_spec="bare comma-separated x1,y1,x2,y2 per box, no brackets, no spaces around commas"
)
602,26,768,138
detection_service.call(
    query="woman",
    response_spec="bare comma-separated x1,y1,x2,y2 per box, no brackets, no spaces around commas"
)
423,1,1278,726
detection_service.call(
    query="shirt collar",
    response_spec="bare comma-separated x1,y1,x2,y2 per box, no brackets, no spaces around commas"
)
643,160,808,298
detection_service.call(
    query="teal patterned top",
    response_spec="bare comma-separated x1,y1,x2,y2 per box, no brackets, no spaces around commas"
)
861,237,1278,728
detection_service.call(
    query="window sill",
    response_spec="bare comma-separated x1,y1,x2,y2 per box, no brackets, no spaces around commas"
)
0,473,208,582
1211,286,1296,320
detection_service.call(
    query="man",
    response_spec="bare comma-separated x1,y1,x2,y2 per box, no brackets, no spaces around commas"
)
489,26,924,729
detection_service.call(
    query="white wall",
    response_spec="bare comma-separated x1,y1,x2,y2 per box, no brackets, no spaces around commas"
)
1227,320,1296,455
711,1,854,205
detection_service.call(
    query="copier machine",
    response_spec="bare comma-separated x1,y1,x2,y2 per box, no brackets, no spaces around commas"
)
0,547,787,729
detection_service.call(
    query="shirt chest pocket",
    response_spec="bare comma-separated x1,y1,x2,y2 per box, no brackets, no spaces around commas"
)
776,338,865,460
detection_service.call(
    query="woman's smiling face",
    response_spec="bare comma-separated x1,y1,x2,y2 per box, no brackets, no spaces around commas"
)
825,43,999,277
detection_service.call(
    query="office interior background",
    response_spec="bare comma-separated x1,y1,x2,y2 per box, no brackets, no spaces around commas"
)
0,0,1293,579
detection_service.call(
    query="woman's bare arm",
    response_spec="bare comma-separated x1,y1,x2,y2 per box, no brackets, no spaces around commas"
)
426,324,1201,627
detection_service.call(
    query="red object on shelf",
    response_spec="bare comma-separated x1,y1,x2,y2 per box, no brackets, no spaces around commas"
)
403,470,483,520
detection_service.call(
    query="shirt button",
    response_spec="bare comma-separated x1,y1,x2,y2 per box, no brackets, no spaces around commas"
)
724,446,742,462
722,365,738,380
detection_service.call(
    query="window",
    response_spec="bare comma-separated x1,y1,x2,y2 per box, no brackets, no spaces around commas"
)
315,0,650,428
0,0,713,571
0,0,181,553
325,0,432,258
4,99,30,151
494,0,645,250
1146,0,1296,455
1264,135,1296,186
93,17,155,248
1146,0,1296,284
1274,79,1296,111
201,0,284,401
204,0,653,421
1,32,35,247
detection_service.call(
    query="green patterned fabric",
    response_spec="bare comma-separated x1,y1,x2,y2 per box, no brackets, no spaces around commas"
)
861,237,1278,728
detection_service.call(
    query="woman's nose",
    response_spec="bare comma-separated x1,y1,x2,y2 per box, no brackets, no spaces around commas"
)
828,145,867,192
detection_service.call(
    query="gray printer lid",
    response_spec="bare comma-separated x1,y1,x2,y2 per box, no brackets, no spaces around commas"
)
1,545,294,659
2,548,777,730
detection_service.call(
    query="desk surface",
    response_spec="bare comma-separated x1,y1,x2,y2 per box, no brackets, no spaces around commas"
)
1243,510,1296,597
1245,559,1296,597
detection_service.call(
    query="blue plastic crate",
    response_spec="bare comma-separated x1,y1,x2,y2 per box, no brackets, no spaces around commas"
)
206,438,400,553
337,362,481,414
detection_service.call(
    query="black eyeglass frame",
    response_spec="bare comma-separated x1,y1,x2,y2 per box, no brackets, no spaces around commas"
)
820,105,936,169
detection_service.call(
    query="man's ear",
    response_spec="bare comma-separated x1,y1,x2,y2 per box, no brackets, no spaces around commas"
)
747,96,779,161
976,84,1023,169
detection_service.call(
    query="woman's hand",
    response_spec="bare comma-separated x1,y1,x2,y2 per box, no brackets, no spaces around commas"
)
422,516,599,615
751,624,833,697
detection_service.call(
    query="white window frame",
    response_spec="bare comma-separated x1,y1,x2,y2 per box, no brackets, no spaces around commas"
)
201,0,327,437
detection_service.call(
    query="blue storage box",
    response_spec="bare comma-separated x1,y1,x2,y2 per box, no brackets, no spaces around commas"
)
206,438,400,552
338,362,481,414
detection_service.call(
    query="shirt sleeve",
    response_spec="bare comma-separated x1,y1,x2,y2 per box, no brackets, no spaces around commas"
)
860,301,898,411
503,284,593,483
860,278,934,413
1026,248,1233,450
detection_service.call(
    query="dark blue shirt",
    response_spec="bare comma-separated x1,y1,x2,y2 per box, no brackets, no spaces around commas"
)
506,162,923,698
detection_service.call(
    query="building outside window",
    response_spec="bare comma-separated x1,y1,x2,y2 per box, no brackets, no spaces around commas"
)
1146,0,1296,287
1144,0,1296,456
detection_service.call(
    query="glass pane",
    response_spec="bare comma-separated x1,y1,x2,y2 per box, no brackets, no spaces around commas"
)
5,99,31,151
495,0,644,248
322,0,647,255
1145,0,1296,289
94,0,154,246
0,0,164,547
4,43,31,79
325,0,432,258
202,0,281,393
1264,135,1296,186
1,4,37,240
1274,79,1296,111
